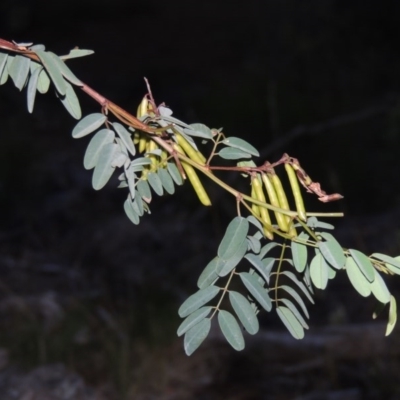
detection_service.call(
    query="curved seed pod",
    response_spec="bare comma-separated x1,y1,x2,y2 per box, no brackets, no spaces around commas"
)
138,133,148,154
137,96,148,118
251,175,273,240
175,145,211,206
261,173,289,232
175,132,206,165
284,163,307,221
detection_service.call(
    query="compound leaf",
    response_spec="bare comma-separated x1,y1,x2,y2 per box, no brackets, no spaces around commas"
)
218,310,245,351
229,291,259,335
178,286,220,318
184,318,211,356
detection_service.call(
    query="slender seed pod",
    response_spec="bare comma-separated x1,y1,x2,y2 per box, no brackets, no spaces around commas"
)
251,175,274,240
174,144,211,206
175,132,206,165
137,96,148,118
138,133,148,153
133,132,140,145
250,185,261,218
146,140,158,171
261,173,289,232
285,163,307,221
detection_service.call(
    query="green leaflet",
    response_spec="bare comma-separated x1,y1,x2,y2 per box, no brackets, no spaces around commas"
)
72,113,107,139
317,232,346,270
279,298,309,329
280,271,314,304
45,52,83,86
130,157,152,168
218,217,249,260
147,172,163,196
218,147,252,160
27,65,41,113
247,234,261,254
346,256,371,297
60,49,94,60
184,318,211,356
197,257,219,289
291,233,308,273
276,306,304,339
112,122,135,156
177,307,212,337
222,137,259,157
123,198,139,225
386,296,397,336
92,143,119,190
125,167,136,199
37,68,50,93
178,285,220,318
280,285,309,318
35,50,67,95
307,217,334,230
310,252,329,290
245,253,271,284
370,269,391,304
349,249,375,282
0,53,8,81
83,129,115,170
132,192,144,216
259,242,279,259
8,55,30,90
158,168,175,195
184,123,213,139
167,162,183,185
229,291,259,335
218,239,248,277
218,310,245,351
59,81,82,119
239,272,272,311
247,215,263,231
137,179,152,202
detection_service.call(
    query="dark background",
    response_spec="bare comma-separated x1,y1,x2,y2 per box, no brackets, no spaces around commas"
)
0,1,400,399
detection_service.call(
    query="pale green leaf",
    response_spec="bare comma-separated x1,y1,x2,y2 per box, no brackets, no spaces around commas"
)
37,68,50,93
0,53,8,80
46,52,83,86
177,307,212,337
349,249,375,282
280,271,314,304
92,143,119,190
327,265,336,279
247,215,263,231
218,310,245,351
280,285,309,318
112,122,135,156
229,291,259,335
137,179,152,202
72,113,107,138
370,269,391,304
27,65,41,113
178,286,220,318
184,318,211,356
218,217,249,260
219,147,252,160
158,168,175,194
310,252,329,289
245,253,270,284
218,239,247,277
123,198,139,225
222,137,259,157
291,233,308,273
167,162,183,185
35,50,66,95
59,81,81,119
239,272,272,311
318,232,346,270
197,257,219,289
83,129,115,170
276,306,304,339
0,54,9,85
147,172,163,196
259,242,278,259
8,55,30,90
386,295,397,336
184,123,213,139
247,235,261,254
279,298,309,329
130,157,152,167
372,253,400,274
60,49,94,60
346,256,371,297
